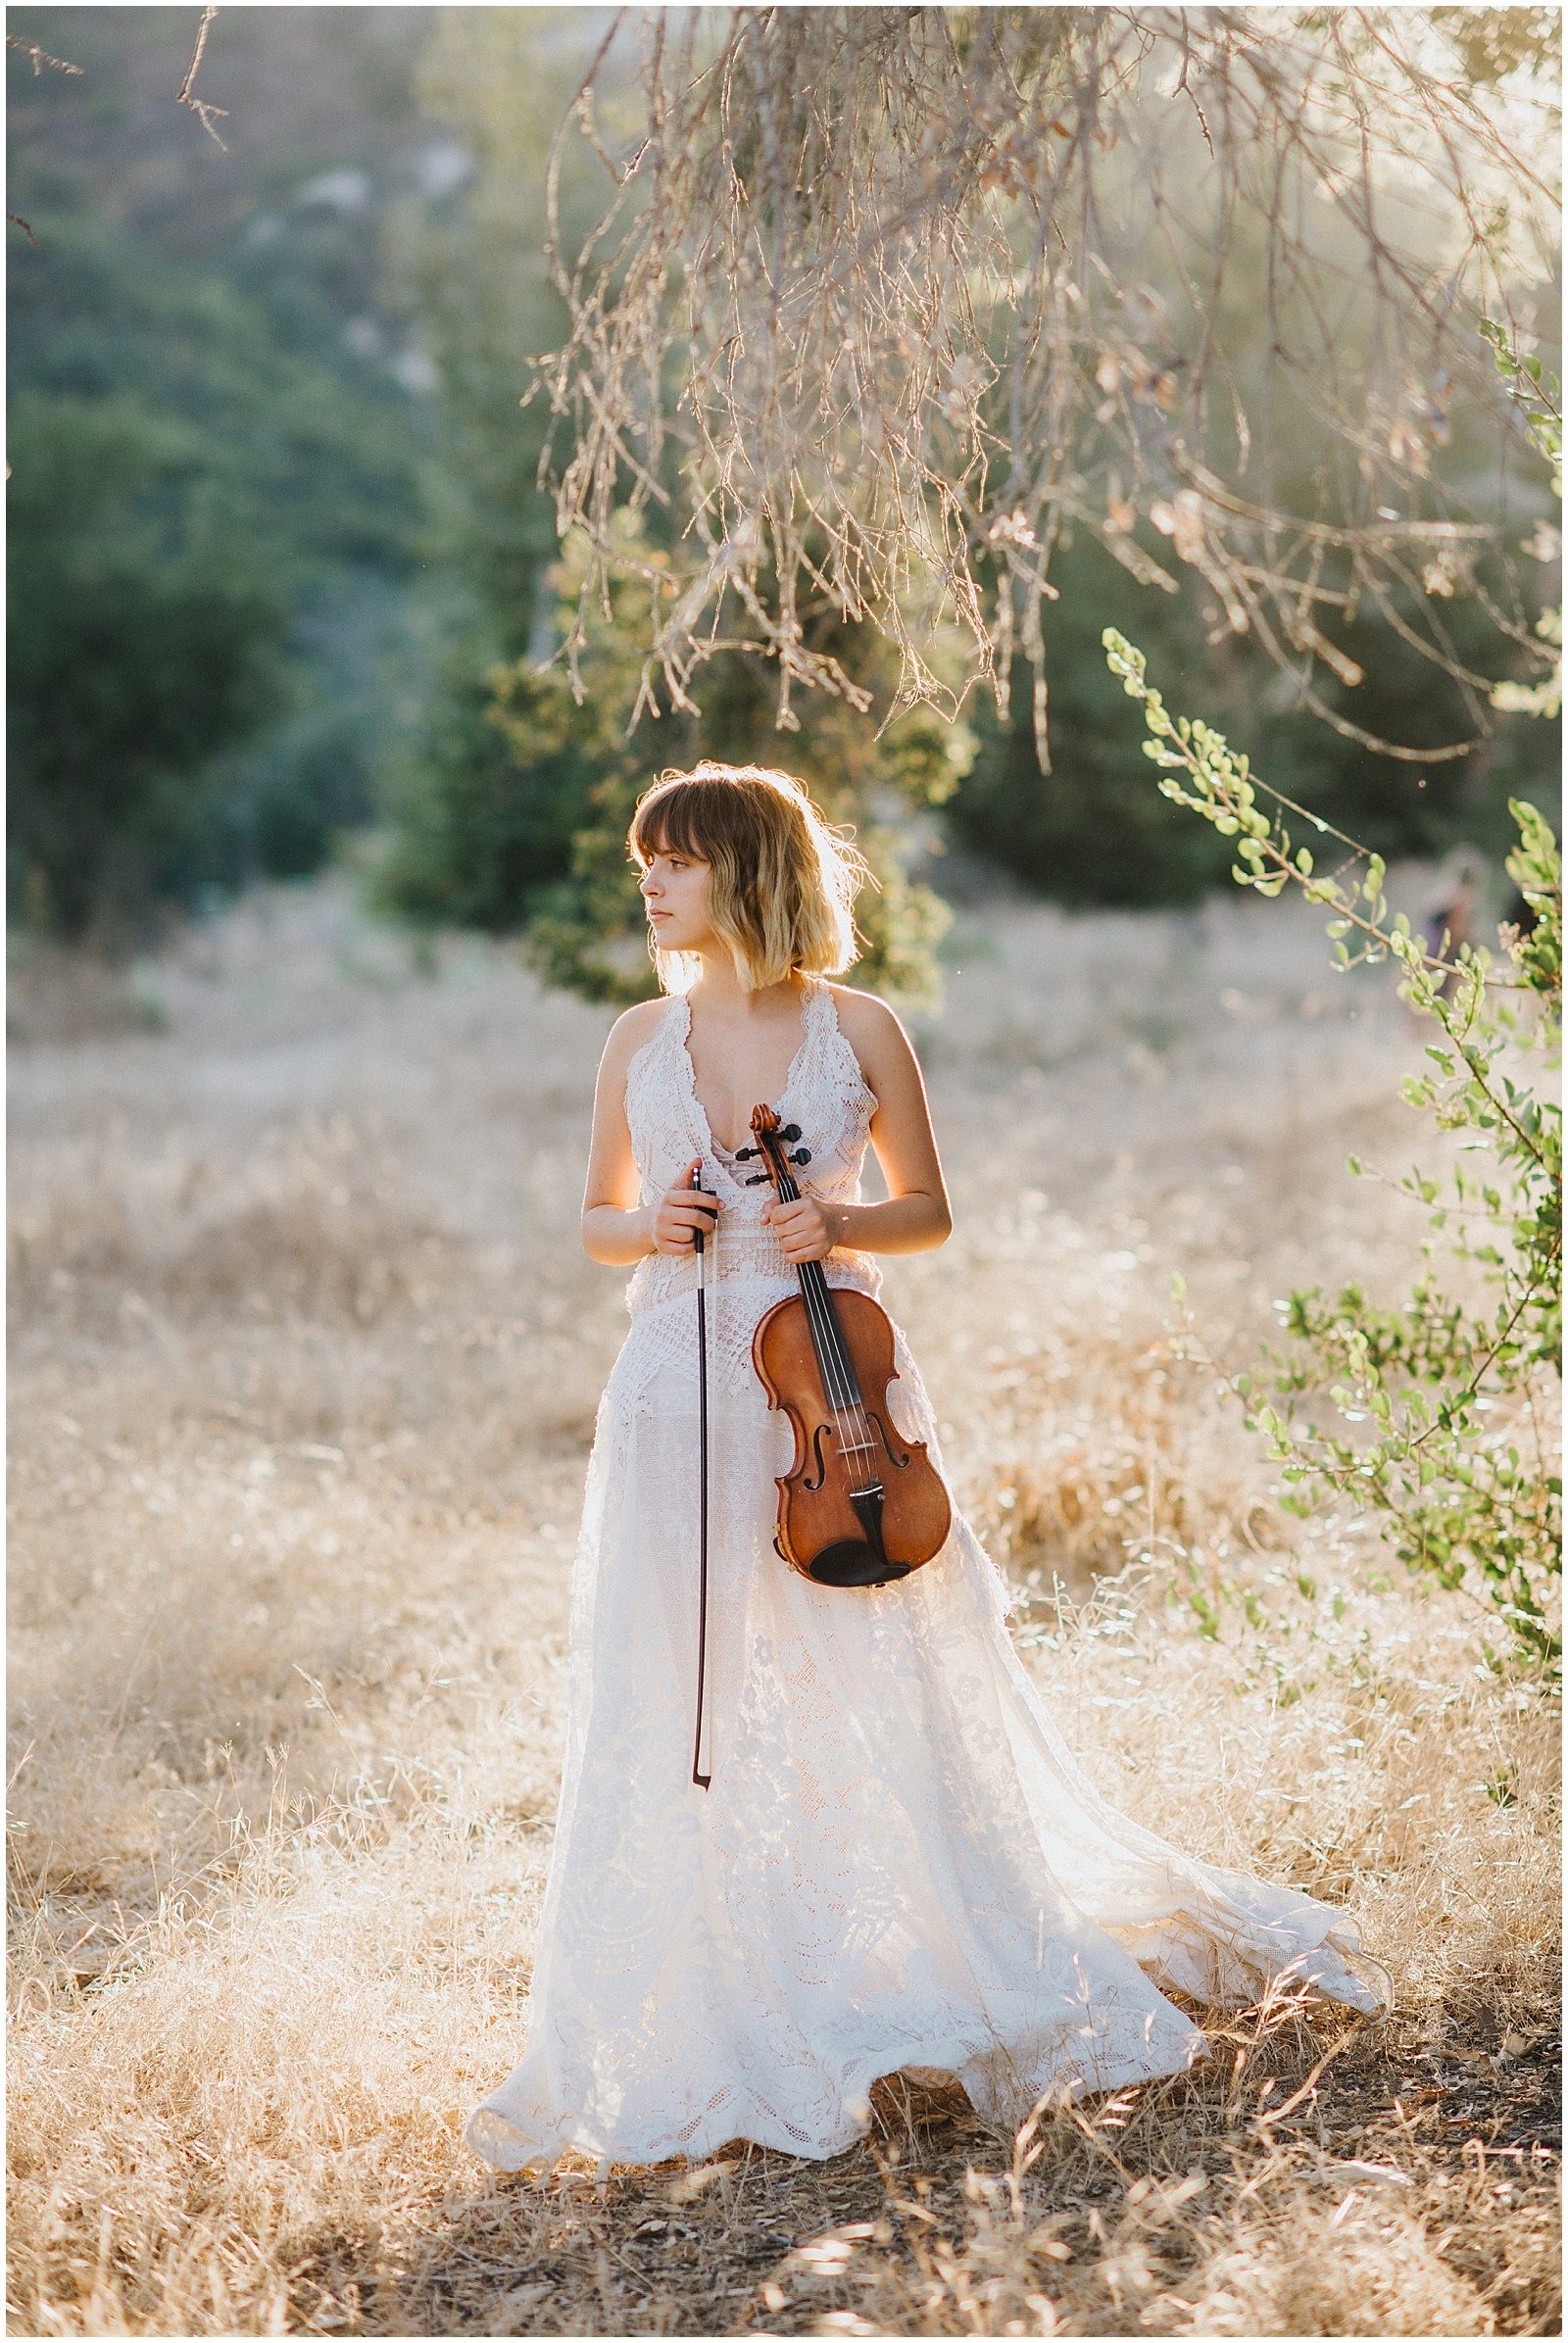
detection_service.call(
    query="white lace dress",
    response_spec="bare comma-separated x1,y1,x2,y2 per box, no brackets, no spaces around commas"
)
466,976,1388,2176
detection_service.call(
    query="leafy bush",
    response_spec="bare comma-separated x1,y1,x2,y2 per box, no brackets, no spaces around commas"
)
7,390,289,943
1104,624,1560,1677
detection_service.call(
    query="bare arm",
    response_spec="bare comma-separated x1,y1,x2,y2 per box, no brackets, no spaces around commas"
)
762,991,953,1261
836,993,953,1253
580,1010,658,1265
579,1008,719,1265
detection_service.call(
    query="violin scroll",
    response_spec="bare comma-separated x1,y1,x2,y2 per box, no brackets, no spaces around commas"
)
736,1120,809,1183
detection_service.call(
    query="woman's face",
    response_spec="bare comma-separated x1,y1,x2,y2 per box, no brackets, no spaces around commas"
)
638,838,714,953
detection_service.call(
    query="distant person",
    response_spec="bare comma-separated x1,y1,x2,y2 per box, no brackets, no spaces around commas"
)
1499,879,1541,946
463,757,1390,2185
1419,847,1487,1002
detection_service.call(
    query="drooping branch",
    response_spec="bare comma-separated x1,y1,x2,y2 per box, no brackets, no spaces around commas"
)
529,7,1560,763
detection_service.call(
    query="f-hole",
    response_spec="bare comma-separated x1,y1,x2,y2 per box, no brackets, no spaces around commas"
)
865,1408,913,1470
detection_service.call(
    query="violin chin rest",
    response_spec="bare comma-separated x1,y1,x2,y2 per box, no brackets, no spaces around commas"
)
806,1540,912,1588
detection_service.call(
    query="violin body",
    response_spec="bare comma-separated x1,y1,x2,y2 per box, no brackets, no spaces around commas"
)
753,1289,951,1586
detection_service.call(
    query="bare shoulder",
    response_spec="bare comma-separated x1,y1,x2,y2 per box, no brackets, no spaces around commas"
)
824,981,906,1043
612,994,669,1049
821,982,920,1091
598,994,668,1079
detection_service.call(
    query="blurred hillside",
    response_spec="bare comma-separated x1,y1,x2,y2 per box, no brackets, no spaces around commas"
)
7,7,441,939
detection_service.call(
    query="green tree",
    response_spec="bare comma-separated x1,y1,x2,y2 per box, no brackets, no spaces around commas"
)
394,11,1557,949
370,13,622,960
7,9,433,937
7,390,288,941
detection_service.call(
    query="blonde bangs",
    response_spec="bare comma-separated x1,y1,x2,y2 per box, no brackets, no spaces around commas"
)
629,762,874,994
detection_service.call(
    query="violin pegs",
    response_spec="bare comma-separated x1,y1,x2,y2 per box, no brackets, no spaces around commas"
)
743,1173,769,1187
780,1124,802,1143
734,1146,758,1160
790,1147,811,1165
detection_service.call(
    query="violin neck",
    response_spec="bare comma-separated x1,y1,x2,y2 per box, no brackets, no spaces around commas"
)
767,1153,866,1410
796,1257,865,1411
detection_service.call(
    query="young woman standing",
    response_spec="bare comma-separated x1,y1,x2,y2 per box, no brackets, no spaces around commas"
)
466,760,1387,2179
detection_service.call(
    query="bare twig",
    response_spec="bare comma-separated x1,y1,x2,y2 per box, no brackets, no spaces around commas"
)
5,33,82,76
176,3,229,150
531,8,1559,758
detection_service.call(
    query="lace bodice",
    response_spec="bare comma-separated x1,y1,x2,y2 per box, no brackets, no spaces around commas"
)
623,976,884,1319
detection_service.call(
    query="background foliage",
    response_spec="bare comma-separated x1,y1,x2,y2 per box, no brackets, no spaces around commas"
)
522,11,1561,787
1249,340,1561,1678
1107,456,1561,1674
7,6,432,943
6,8,1561,977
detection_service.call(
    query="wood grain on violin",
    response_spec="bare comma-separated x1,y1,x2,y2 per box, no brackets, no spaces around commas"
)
739,1104,951,1587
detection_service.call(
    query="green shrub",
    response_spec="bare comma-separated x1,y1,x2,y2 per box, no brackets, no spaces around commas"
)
1105,624,1561,1678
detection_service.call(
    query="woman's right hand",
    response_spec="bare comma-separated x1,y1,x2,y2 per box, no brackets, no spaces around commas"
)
649,1158,721,1255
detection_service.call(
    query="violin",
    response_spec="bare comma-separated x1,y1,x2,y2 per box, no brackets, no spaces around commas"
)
736,1103,951,1587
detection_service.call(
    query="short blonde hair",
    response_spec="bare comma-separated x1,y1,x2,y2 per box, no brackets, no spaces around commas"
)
629,761,874,994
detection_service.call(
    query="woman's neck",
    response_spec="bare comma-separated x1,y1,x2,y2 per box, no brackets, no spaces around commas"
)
687,954,806,1018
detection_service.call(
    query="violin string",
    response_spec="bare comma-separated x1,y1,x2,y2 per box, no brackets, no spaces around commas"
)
782,1192,849,1426
716,995,876,1505
773,1136,878,1502
783,1141,880,1492
800,1261,875,1494
797,1263,853,1447
793,1169,880,1498
752,1119,873,1507
764,1139,853,1436
837,1314,883,1502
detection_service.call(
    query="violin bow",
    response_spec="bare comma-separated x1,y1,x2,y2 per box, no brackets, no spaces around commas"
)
691,1156,712,1790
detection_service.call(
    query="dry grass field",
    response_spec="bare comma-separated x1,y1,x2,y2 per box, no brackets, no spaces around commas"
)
8,865,1559,2337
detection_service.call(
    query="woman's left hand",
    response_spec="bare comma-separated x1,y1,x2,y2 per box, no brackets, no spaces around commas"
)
761,1192,845,1263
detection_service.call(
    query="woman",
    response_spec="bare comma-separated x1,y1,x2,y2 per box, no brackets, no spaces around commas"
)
466,759,1389,2178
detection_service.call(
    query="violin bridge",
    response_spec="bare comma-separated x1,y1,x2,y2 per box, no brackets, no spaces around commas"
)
829,1410,879,1460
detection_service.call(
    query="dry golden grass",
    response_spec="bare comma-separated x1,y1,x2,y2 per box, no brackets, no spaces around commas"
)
8,869,1559,2337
